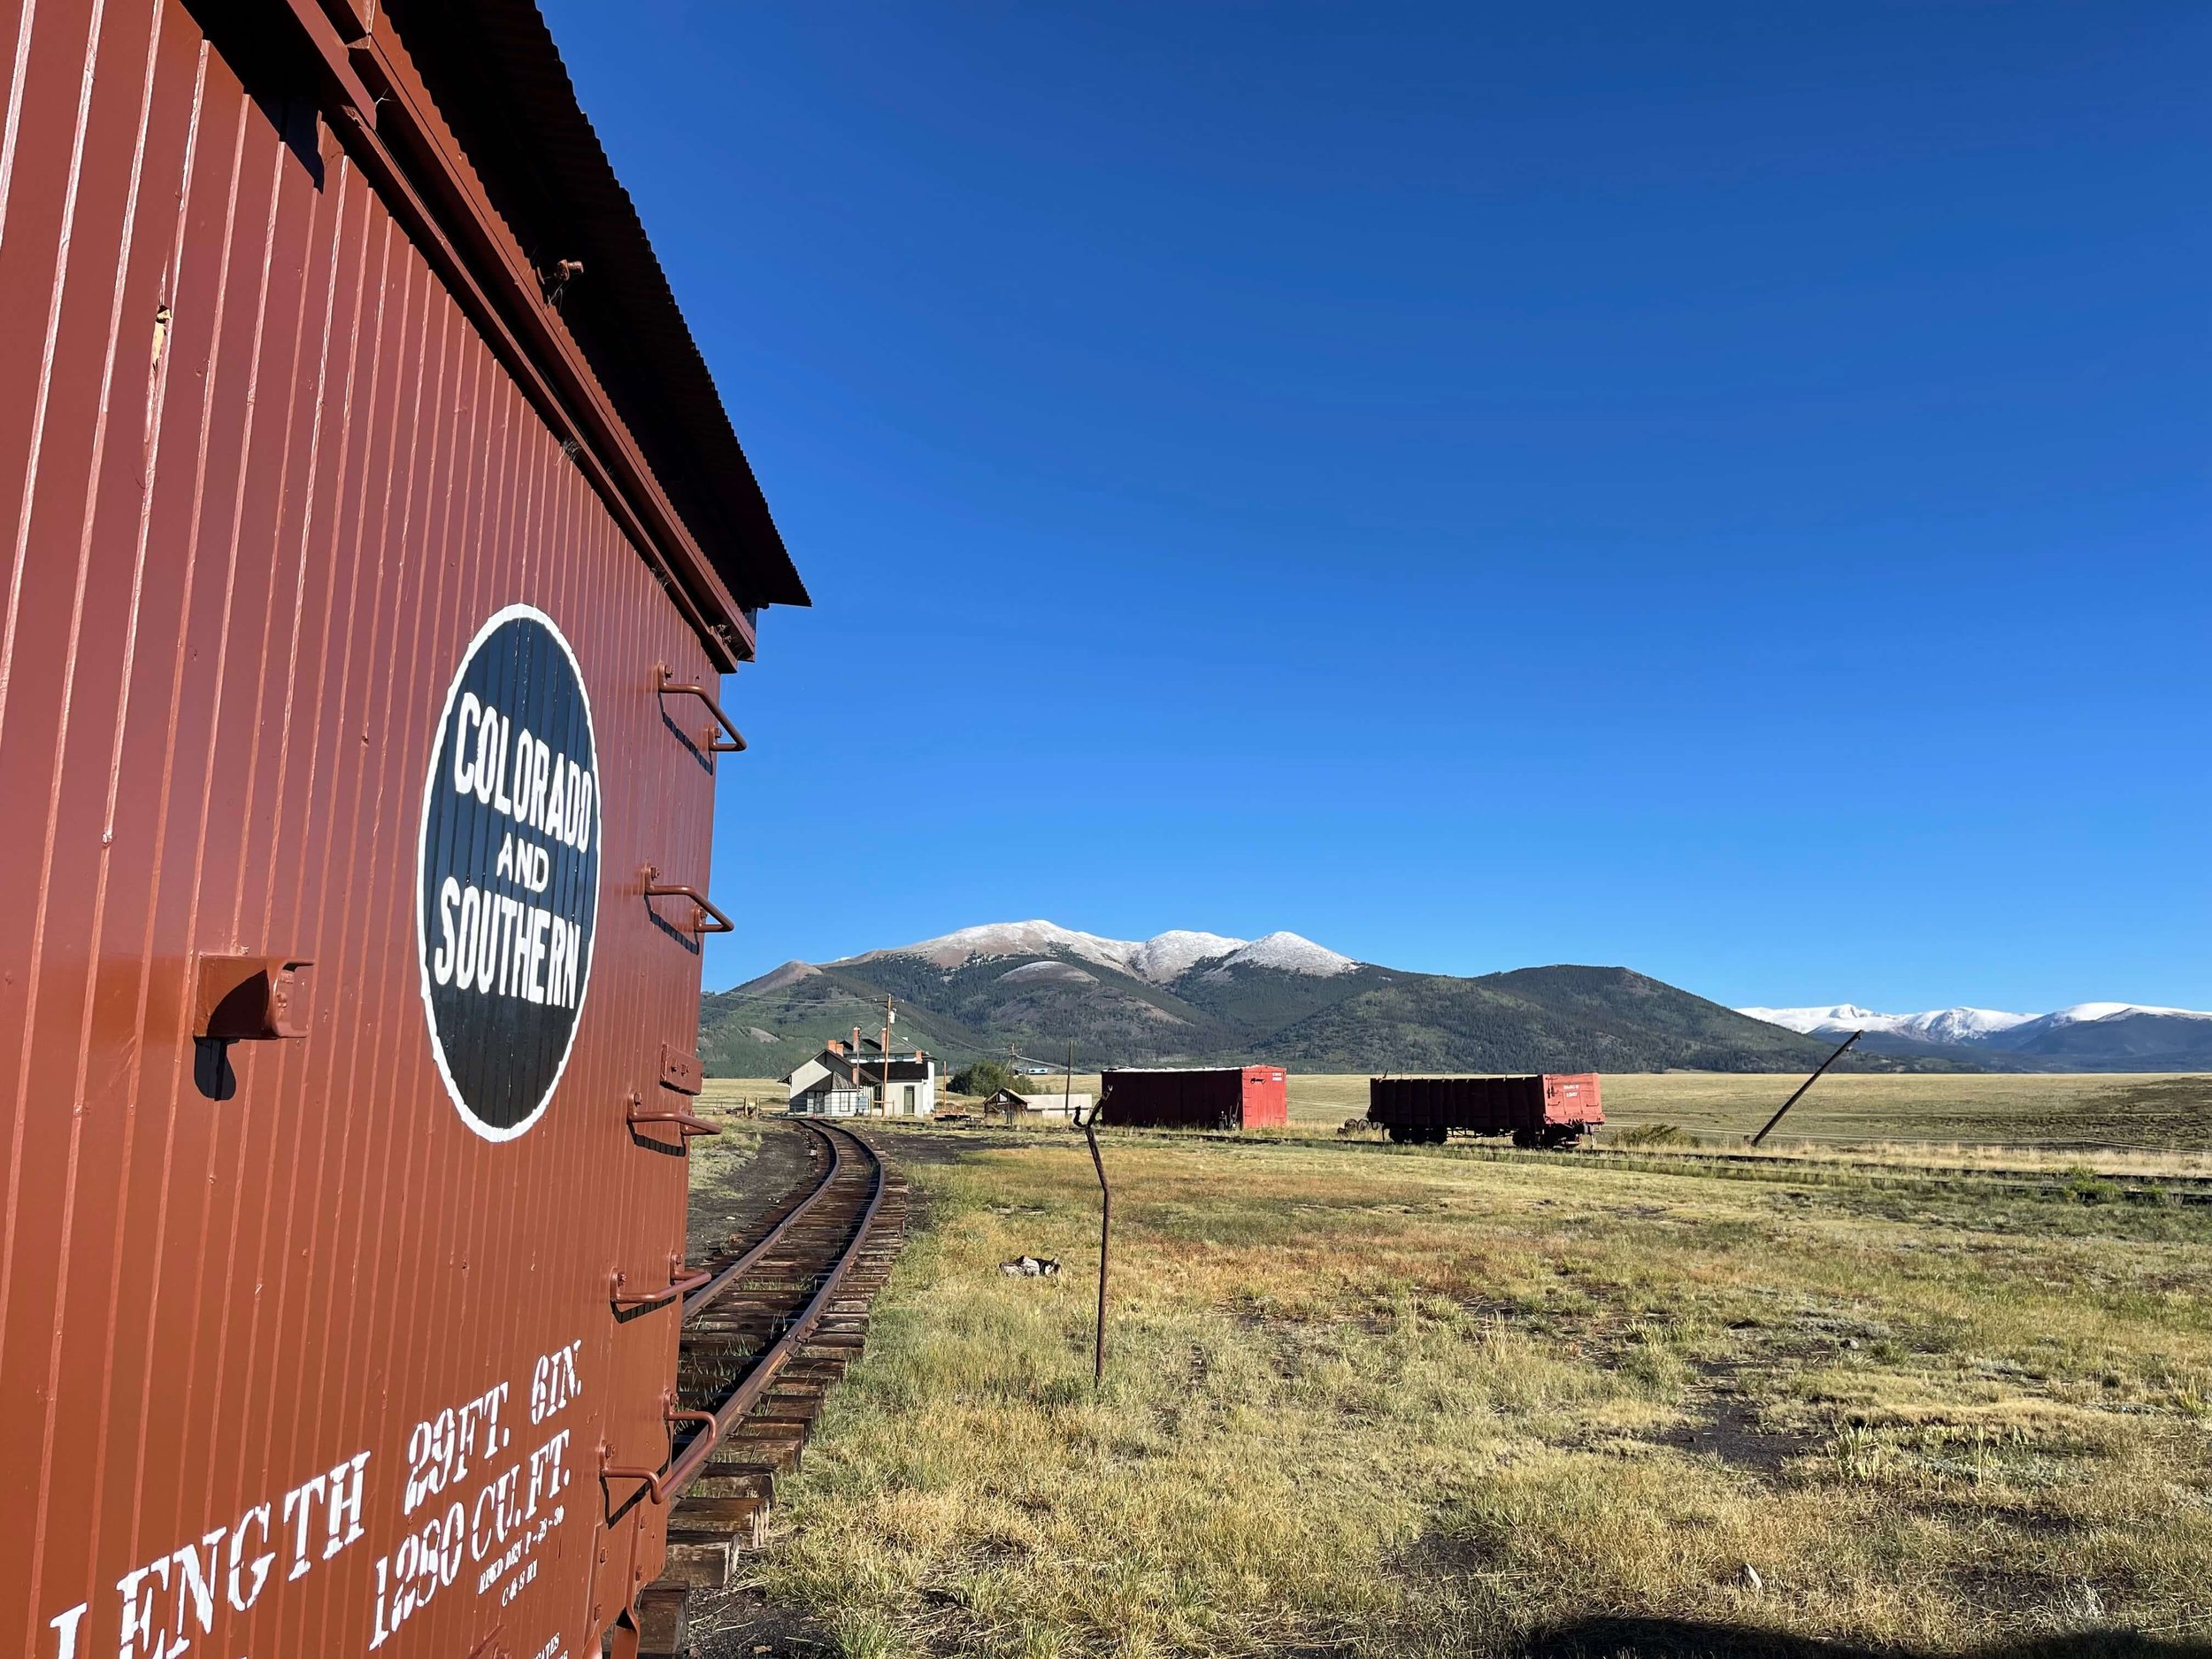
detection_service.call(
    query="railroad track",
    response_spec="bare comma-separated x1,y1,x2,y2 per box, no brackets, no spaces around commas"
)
616,1118,909,1659
1171,1126,2212,1194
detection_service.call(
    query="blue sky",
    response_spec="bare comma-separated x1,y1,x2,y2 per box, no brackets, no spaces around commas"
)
541,2,2209,1011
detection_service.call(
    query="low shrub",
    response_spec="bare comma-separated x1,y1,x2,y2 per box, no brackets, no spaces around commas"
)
2062,1167,2122,1206
1613,1123,1693,1148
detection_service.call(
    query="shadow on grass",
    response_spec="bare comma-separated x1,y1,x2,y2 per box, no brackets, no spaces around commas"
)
1521,1618,2206,1658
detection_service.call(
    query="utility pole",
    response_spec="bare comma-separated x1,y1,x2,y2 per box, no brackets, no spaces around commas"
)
879,995,895,1118
1751,1030,1862,1147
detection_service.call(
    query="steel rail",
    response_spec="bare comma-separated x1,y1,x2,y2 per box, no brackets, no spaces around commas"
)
605,1118,882,1509
657,1120,887,1501
1162,1126,2212,1192
681,1118,847,1321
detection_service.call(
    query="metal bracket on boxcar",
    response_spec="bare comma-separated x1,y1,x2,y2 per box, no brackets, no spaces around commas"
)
653,663,747,754
610,1254,713,1315
625,1087,720,1145
191,955,312,1101
640,865,735,938
599,1395,720,1507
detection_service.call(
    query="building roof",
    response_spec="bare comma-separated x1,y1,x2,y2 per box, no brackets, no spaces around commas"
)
384,0,807,614
1102,1065,1282,1076
789,1048,933,1087
985,1089,1090,1112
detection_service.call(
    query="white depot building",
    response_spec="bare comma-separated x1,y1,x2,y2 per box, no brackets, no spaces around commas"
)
785,1031,939,1118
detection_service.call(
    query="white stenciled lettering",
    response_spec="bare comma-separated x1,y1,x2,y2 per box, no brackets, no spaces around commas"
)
526,1429,572,1519
45,1604,87,1659
572,767,593,853
434,877,460,986
440,879,593,1009
470,704,500,807
114,1557,170,1659
546,919,570,1010
281,1472,327,1582
455,887,481,993
506,899,532,996
227,1503,273,1612
168,1526,225,1651
452,693,481,796
526,909,551,1004
476,890,502,993
491,714,513,814
531,1340,584,1423
519,734,546,830
83,1461,362,1658
326,1452,370,1559
488,897,508,996
543,756,569,843
510,728,535,825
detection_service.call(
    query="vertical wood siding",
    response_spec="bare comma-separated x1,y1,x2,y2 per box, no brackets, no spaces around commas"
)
0,4,727,1653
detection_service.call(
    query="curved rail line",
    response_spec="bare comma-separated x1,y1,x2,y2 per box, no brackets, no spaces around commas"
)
609,1117,907,1658
1172,1126,2212,1194
664,1118,890,1494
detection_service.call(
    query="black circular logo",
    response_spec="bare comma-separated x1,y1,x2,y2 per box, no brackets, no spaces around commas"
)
416,606,602,1140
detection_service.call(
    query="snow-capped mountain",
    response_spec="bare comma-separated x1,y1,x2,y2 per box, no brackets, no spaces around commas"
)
1740,1000,2212,1067
1740,1004,2035,1043
1203,932,1357,978
844,920,1357,983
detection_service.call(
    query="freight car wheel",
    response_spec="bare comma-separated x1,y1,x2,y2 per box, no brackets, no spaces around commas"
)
1510,1130,1538,1149
1386,1124,1415,1144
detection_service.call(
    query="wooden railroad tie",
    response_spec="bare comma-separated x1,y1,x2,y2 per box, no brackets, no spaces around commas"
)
630,1143,910,1658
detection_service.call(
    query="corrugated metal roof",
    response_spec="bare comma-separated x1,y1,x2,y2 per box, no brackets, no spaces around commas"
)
385,0,810,612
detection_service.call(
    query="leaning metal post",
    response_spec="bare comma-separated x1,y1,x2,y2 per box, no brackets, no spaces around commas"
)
1750,1029,1863,1147
1073,1085,1110,1388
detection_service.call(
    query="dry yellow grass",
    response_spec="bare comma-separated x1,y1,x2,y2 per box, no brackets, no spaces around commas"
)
689,1124,2212,1658
1285,1070,2212,1150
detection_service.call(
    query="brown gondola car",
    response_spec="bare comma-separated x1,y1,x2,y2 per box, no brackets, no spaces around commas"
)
0,4,804,1656
1100,1065,1289,1130
1367,1074,1604,1147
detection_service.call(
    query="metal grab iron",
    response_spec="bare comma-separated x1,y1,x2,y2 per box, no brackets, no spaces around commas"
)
598,1400,722,1506
610,1256,714,1313
640,865,736,936
654,664,748,754
625,1089,720,1140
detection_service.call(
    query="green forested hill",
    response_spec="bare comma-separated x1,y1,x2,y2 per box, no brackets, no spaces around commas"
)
699,943,1950,1079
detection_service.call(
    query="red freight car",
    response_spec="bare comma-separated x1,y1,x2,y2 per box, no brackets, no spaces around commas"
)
0,5,804,1658
1101,1065,1289,1130
1367,1074,1604,1147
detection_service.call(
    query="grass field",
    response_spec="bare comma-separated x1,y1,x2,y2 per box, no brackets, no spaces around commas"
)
686,1108,2212,1659
1282,1071,2212,1153
706,1071,2212,1154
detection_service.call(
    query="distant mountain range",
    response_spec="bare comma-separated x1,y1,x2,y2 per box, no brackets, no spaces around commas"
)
1739,1002,2212,1071
698,921,1956,1079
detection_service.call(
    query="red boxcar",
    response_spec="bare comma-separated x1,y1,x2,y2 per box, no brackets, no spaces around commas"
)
0,4,803,1657
1100,1065,1289,1130
1367,1074,1604,1147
